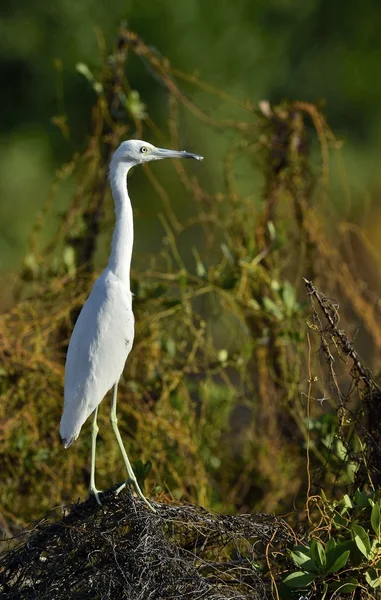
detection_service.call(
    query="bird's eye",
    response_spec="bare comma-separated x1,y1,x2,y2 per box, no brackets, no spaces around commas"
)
140,146,148,154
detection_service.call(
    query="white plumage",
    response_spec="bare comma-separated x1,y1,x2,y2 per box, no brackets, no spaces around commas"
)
60,139,203,509
61,272,133,447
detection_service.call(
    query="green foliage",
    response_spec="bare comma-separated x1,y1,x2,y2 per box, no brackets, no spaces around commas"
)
282,491,381,595
133,459,152,490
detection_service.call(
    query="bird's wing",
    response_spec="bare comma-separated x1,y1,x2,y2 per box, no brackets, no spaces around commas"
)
60,272,134,446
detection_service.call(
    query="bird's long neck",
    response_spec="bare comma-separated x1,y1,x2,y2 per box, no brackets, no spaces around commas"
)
108,159,134,284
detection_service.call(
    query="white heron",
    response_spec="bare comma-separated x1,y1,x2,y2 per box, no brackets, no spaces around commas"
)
60,139,203,510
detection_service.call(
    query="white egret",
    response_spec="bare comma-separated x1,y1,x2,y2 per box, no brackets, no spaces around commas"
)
60,139,203,510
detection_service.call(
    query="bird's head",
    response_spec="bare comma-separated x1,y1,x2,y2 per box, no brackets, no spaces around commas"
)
112,139,204,166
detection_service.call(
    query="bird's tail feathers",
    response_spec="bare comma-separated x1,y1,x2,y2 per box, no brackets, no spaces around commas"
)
60,415,80,449
61,435,76,449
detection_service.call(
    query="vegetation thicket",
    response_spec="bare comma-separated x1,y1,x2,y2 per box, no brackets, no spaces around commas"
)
2,25,381,597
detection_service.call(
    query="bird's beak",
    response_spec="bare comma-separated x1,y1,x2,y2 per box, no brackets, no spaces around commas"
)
154,147,204,161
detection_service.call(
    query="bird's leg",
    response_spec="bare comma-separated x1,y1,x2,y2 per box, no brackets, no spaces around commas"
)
110,382,156,512
89,406,102,506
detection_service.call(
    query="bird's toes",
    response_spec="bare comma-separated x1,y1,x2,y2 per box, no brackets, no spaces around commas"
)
89,487,103,506
115,478,136,496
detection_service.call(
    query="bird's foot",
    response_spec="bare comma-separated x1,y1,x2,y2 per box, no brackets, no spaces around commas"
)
115,478,156,513
89,485,103,507
115,479,130,495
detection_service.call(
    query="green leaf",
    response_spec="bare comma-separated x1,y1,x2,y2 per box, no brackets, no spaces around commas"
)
372,539,381,557
309,538,326,569
263,296,283,320
332,512,348,528
354,489,370,508
133,459,152,488
125,90,147,120
218,349,228,363
76,63,103,94
22,252,40,279
221,243,235,265
267,220,276,241
281,281,297,315
326,548,350,574
248,298,260,310
325,538,336,554
352,524,371,558
143,460,152,475
283,571,316,588
343,494,353,508
317,541,326,568
196,260,206,278
76,62,94,81
270,279,280,292
365,568,381,588
334,438,348,461
165,339,176,357
290,550,318,573
371,502,380,536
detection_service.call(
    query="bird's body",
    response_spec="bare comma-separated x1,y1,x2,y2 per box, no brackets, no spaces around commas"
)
61,271,134,447
59,139,203,509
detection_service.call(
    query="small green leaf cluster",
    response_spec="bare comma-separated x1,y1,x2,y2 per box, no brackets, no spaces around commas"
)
76,62,103,95
281,490,381,596
132,459,152,490
262,280,302,322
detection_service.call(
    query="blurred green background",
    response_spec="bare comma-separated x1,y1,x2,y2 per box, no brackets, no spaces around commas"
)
1,0,381,273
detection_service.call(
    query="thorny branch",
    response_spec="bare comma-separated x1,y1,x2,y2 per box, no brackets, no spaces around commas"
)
303,277,381,488
303,277,380,393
